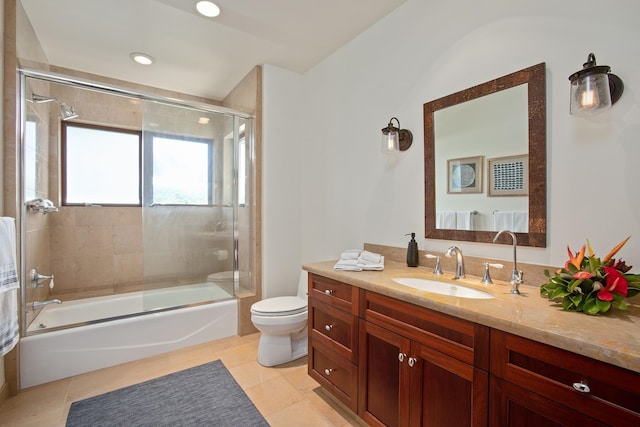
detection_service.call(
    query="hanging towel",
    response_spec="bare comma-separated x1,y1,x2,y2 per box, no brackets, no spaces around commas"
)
456,211,474,231
512,211,528,232
493,211,514,231
436,211,457,229
0,217,19,357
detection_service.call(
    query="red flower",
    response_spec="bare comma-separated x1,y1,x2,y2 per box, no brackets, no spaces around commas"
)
573,271,593,280
598,267,629,301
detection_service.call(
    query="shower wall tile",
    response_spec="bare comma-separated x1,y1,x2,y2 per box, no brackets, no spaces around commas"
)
75,255,115,289
113,225,143,255
74,225,114,256
113,253,143,286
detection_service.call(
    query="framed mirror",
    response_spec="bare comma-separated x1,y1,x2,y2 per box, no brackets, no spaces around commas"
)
423,63,546,247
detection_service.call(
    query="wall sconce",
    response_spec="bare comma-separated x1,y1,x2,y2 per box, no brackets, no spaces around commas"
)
568,53,624,116
381,117,413,153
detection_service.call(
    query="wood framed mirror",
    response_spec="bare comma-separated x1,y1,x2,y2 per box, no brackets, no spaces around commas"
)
423,63,546,247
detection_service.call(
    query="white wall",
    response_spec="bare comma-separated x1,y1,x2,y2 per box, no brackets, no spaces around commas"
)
261,65,305,297
263,0,640,294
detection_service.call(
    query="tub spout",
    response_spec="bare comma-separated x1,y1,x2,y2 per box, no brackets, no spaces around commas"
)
32,299,62,310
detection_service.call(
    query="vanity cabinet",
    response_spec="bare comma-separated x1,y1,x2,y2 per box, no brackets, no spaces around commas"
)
308,274,359,411
307,271,640,427
358,291,490,427
490,330,640,427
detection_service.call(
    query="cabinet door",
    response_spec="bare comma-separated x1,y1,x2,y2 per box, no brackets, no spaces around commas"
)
359,320,410,427
490,376,606,427
409,342,488,427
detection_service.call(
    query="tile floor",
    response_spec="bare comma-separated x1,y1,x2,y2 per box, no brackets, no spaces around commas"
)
0,333,364,426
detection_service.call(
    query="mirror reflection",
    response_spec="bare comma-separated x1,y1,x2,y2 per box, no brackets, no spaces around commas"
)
424,63,546,247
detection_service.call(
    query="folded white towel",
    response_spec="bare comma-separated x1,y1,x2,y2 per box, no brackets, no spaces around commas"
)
340,249,361,260
333,259,362,271
357,250,382,265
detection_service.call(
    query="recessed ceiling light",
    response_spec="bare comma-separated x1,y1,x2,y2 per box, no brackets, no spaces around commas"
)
198,117,210,125
130,52,155,65
196,1,220,18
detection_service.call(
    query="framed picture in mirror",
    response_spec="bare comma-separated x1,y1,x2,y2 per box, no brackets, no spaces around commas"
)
447,156,483,194
487,154,529,196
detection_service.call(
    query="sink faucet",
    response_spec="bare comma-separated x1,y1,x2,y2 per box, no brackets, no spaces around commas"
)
445,246,465,279
32,299,62,310
493,230,524,294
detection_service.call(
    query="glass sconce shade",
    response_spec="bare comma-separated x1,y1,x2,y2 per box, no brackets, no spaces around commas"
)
381,117,412,153
569,53,624,116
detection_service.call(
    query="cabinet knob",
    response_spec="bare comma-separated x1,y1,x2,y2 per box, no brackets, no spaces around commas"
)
398,353,406,363
324,368,334,376
408,357,417,367
324,324,334,332
324,289,333,295
572,381,591,393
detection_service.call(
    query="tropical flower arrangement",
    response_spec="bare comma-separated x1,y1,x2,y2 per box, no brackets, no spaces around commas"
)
540,236,640,315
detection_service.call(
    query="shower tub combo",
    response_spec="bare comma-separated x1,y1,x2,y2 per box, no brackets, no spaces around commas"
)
20,282,237,388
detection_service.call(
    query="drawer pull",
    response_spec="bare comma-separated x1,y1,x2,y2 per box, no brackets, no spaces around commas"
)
408,357,417,367
398,353,406,362
573,381,591,393
324,324,334,331
324,289,333,295
324,368,334,376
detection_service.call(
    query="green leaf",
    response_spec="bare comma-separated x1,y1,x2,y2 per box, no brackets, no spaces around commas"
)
562,297,575,310
583,298,600,315
569,294,583,306
595,298,611,313
567,279,582,292
551,287,570,300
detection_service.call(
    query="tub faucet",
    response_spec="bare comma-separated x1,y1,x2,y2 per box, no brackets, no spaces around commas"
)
32,299,62,310
445,246,465,279
493,230,524,294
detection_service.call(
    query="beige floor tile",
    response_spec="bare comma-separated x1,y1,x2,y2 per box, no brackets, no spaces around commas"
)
282,364,321,396
267,398,346,427
228,360,283,389
244,375,306,417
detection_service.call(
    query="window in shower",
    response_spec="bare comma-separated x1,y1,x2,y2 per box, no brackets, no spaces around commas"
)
62,122,141,205
143,134,213,205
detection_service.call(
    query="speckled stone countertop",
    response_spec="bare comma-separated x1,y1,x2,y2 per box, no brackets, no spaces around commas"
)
303,260,640,374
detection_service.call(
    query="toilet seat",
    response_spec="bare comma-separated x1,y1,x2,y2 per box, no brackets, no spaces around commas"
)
251,296,307,317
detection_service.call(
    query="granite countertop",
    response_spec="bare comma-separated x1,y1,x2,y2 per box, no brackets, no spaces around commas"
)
303,260,640,374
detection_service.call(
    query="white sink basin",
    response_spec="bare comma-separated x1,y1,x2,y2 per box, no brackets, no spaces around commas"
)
392,277,495,299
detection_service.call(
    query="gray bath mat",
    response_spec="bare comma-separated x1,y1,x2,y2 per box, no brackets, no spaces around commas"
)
66,359,269,426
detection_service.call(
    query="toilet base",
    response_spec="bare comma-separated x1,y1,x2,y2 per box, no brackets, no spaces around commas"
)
257,328,307,367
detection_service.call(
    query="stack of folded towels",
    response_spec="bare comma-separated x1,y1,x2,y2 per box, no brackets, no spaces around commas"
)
333,249,384,271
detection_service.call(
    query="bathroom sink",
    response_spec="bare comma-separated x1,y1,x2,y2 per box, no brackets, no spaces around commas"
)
392,277,495,299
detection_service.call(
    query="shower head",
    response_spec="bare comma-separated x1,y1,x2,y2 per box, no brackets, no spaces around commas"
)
31,93,78,120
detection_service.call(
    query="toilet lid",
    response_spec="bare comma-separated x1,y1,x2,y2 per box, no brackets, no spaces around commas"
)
251,296,307,316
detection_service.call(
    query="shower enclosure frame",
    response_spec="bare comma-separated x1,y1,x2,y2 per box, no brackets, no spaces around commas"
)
17,67,255,337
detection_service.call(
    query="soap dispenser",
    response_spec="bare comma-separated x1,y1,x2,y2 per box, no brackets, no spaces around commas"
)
405,233,419,267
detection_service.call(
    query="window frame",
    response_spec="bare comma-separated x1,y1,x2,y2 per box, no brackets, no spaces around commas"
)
61,122,142,207
142,131,214,207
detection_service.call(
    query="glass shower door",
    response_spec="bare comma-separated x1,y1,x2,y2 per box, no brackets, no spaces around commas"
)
141,100,237,311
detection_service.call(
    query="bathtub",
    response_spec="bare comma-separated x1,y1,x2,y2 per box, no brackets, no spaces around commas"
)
20,282,238,388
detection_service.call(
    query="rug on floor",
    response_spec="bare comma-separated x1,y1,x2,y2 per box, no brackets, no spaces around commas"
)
65,359,269,427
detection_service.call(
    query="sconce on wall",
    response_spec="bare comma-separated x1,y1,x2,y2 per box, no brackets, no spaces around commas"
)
568,53,624,116
381,117,413,153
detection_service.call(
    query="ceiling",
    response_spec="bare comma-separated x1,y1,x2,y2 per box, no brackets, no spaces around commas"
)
20,0,405,100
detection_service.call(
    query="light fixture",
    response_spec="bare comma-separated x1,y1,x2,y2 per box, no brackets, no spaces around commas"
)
130,52,155,65
195,1,221,17
381,117,413,153
568,53,624,116
32,94,78,120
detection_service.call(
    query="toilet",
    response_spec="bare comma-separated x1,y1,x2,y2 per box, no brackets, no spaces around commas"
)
250,271,308,367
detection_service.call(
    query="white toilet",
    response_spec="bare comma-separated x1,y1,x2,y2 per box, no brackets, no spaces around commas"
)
250,271,308,367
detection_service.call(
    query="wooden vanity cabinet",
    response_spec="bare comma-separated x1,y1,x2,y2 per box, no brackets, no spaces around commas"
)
490,330,640,427
358,291,489,427
308,274,359,411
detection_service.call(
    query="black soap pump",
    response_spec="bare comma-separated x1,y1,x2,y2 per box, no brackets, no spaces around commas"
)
405,233,419,267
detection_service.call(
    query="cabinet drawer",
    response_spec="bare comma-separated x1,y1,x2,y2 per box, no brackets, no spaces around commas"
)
310,298,358,362
309,341,358,412
310,273,359,314
491,330,640,426
362,291,489,369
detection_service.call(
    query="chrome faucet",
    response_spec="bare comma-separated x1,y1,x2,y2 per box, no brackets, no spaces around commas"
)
493,230,524,294
31,268,54,288
445,246,465,279
32,299,62,310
